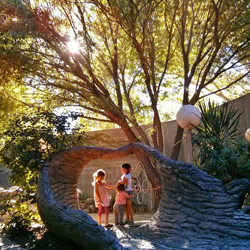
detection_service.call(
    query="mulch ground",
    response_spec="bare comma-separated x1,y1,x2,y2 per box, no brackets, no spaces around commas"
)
28,232,83,250
3,227,83,250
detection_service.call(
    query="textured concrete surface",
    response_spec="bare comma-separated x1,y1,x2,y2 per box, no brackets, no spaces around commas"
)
91,212,250,250
2,212,250,250
111,225,250,250
36,143,250,249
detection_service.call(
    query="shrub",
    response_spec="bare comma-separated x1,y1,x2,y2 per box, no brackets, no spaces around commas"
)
0,110,86,236
193,100,250,184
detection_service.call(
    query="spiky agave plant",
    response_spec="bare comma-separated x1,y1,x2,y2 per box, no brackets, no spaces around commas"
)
193,100,243,183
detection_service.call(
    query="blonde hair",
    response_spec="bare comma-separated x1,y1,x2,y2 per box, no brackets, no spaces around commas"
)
92,169,106,185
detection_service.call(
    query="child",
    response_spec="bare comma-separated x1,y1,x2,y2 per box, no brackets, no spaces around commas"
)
93,169,114,227
113,183,133,226
118,163,134,225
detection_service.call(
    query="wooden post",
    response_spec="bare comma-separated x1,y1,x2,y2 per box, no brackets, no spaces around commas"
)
186,129,192,163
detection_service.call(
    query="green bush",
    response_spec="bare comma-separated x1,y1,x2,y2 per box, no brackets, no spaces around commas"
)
1,200,40,237
0,110,86,236
193,100,250,184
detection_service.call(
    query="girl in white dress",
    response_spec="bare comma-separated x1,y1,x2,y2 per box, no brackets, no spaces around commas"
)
93,169,115,227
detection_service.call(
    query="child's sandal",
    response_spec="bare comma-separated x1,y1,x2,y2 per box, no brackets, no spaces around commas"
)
104,224,113,228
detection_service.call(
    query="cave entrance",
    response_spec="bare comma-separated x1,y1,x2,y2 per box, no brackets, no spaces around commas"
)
77,157,156,214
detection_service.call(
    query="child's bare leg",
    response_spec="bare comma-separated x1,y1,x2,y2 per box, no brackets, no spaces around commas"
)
105,214,109,225
97,215,101,225
104,207,112,227
126,200,134,223
125,205,129,222
97,204,102,225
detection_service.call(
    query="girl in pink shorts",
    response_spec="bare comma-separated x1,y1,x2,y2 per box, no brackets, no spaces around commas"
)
93,169,115,227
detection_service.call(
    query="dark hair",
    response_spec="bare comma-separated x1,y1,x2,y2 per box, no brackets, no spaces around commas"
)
116,183,125,192
122,163,131,174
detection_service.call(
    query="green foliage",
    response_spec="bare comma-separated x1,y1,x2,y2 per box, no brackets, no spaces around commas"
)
2,0,250,187
0,110,86,235
0,195,41,237
193,100,250,183
226,139,250,180
0,111,86,189
79,192,93,202
2,0,250,152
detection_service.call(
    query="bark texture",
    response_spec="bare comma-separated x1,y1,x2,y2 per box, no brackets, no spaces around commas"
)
37,143,250,249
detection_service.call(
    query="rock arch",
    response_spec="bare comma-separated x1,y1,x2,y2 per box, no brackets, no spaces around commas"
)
37,143,250,250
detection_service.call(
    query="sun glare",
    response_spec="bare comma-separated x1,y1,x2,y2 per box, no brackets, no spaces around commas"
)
67,40,80,53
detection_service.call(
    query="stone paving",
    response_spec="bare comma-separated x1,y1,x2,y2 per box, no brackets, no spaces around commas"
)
110,224,250,250
1,212,250,249
91,213,250,250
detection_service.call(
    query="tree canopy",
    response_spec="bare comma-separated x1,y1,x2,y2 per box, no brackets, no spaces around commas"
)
1,0,250,161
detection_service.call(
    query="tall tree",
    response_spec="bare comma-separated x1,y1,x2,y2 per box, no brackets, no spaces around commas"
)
168,0,250,159
1,0,250,190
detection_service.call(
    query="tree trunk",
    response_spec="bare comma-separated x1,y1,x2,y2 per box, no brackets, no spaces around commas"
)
118,120,162,207
170,125,184,160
